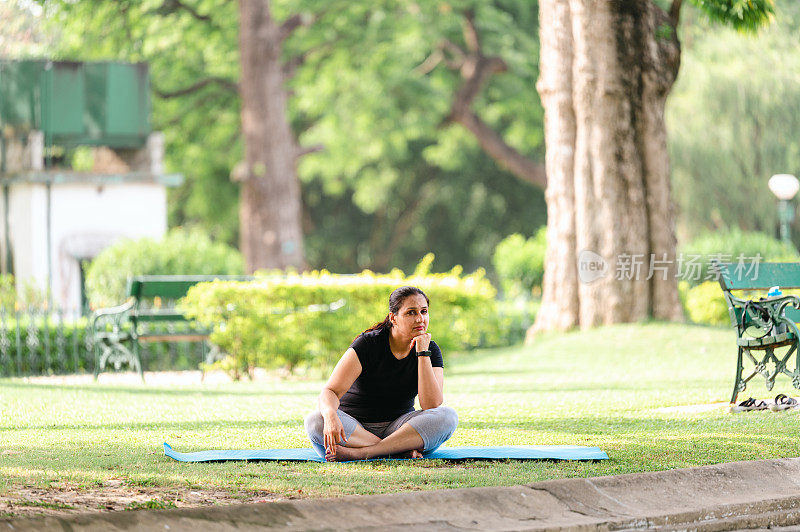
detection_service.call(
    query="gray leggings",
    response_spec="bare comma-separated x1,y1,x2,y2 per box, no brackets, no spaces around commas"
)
304,406,458,458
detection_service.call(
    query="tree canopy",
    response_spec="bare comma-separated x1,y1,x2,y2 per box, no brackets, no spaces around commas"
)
10,0,795,282
668,0,800,243
30,0,546,274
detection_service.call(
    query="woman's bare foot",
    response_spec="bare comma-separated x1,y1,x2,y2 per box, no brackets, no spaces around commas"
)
325,445,364,462
326,445,424,462
397,449,424,459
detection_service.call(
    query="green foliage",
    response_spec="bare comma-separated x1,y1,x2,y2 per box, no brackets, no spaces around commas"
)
41,0,546,274
669,0,800,241
495,297,539,343
16,500,75,510
125,500,176,511
0,274,49,311
492,228,547,297
17,278,48,309
295,0,546,273
690,0,774,30
679,228,799,326
683,281,730,325
181,259,504,374
679,229,798,285
295,0,543,196
42,0,242,244
0,1,55,57
0,275,16,310
303,141,546,274
85,229,244,308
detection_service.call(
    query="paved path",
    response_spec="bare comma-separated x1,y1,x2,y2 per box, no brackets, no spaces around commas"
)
5,457,800,531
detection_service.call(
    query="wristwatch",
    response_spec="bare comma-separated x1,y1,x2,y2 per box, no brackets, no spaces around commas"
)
416,350,431,357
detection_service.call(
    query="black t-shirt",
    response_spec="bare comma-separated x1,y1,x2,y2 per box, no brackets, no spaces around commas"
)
339,327,444,423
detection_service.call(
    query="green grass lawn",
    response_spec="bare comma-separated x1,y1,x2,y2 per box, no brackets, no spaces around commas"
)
2,322,799,503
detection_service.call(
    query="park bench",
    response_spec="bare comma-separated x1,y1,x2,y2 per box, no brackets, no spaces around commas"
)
716,262,800,404
91,275,253,379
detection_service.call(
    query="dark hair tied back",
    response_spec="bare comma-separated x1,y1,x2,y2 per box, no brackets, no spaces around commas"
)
361,286,429,336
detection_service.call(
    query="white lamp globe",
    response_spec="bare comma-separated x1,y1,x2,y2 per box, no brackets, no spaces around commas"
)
769,174,800,201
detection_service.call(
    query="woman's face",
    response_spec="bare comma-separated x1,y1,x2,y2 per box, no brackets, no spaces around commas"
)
391,294,429,338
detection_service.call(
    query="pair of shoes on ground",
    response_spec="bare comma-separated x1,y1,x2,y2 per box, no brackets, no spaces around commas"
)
770,393,799,412
730,397,769,413
730,394,799,413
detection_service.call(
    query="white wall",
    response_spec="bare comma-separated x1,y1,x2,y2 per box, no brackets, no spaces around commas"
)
4,182,168,311
8,185,49,293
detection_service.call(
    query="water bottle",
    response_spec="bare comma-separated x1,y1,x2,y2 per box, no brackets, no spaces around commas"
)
768,286,782,297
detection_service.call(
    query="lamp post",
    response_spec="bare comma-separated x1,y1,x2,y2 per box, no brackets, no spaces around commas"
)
768,174,800,244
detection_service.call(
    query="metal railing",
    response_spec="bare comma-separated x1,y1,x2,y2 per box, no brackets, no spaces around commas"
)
0,306,90,376
0,305,209,377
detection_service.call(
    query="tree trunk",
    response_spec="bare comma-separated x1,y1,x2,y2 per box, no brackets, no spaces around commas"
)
532,0,578,333
531,0,683,335
238,0,305,271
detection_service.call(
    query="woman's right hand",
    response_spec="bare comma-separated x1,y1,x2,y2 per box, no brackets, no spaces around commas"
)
323,413,347,455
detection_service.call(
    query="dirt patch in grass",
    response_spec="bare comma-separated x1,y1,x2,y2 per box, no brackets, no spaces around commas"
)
0,483,283,519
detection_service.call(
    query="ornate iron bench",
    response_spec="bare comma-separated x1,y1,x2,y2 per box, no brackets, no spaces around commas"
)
90,275,253,379
716,262,800,404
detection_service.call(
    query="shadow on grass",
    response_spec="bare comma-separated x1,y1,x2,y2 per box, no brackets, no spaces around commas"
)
454,382,669,393
7,414,794,447
2,433,790,474
0,381,317,398
448,368,536,377
0,418,306,433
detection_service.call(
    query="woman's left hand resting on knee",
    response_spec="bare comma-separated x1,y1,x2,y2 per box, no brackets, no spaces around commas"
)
318,349,362,456
321,404,347,455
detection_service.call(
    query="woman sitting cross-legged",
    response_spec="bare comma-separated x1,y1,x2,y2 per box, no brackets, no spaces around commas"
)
304,286,458,461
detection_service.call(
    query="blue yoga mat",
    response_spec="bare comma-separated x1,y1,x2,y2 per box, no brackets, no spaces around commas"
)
163,442,608,462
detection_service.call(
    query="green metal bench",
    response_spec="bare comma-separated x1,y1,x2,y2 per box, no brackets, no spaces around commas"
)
717,262,800,404
91,275,253,379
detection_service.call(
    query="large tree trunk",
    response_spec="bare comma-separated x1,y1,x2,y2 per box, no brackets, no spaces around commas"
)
531,0,683,335
238,0,305,271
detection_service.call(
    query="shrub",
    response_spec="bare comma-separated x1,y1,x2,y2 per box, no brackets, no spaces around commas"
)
85,228,244,308
0,275,16,310
683,281,730,326
495,298,539,344
181,255,505,375
492,227,547,297
679,229,798,286
0,275,50,311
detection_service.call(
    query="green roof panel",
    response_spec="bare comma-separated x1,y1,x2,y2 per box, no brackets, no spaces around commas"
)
0,60,150,148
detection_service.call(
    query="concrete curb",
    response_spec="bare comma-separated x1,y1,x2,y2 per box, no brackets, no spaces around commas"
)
5,457,800,531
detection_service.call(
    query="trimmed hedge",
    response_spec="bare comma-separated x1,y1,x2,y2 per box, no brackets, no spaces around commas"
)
181,261,510,373
679,229,798,287
678,230,800,326
683,281,730,326
683,282,800,328
0,275,16,310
